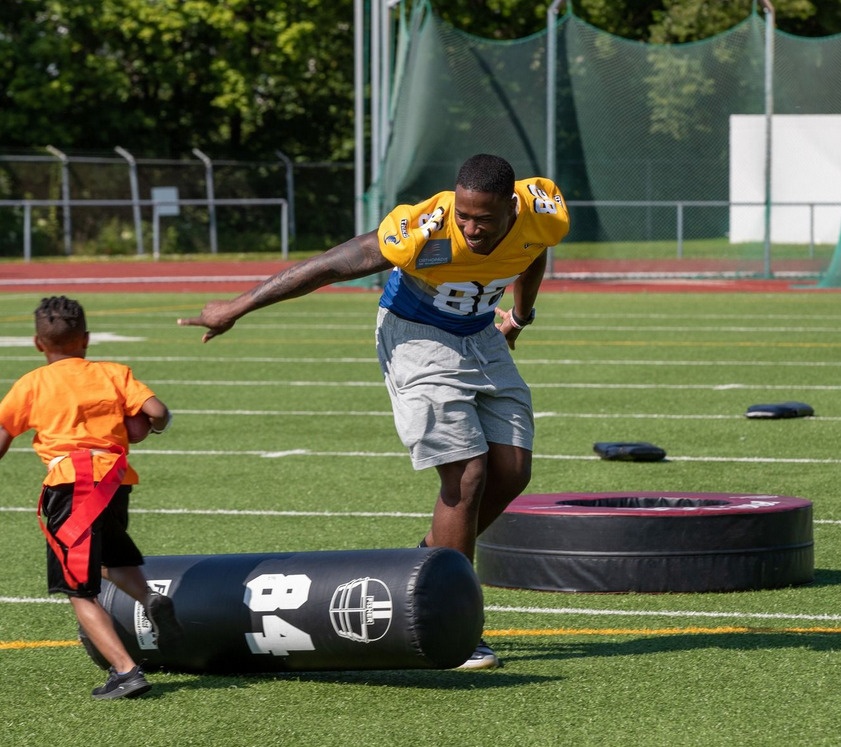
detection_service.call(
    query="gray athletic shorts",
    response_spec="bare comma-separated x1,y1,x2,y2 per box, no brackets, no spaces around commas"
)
375,307,534,470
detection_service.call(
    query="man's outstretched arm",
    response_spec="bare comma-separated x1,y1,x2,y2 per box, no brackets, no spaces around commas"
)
178,231,391,342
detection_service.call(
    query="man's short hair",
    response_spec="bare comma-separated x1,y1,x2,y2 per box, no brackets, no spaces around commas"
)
456,154,515,198
35,296,87,348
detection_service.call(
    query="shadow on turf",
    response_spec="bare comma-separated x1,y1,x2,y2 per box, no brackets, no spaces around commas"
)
285,669,558,688
129,619,841,694
810,568,841,587
137,668,559,693
505,630,841,664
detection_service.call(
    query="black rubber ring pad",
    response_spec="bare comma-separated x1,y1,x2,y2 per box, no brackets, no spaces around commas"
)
476,492,814,593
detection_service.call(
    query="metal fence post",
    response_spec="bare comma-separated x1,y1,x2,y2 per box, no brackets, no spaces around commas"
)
45,145,72,255
354,0,366,235
546,0,566,276
192,148,218,254
275,150,296,241
114,146,145,255
281,199,289,259
23,200,32,261
760,0,776,278
676,202,684,259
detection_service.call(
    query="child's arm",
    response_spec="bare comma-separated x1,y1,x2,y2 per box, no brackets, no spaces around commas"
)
141,396,172,434
0,425,12,460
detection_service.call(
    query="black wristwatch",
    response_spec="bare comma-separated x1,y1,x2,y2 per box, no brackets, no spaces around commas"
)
510,307,536,329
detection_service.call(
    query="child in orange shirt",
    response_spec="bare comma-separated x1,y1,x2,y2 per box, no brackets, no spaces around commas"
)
0,296,181,700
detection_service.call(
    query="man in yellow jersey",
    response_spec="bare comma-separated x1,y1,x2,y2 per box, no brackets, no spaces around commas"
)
179,154,570,669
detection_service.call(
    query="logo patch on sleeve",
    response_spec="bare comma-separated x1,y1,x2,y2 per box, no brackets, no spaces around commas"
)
416,240,452,268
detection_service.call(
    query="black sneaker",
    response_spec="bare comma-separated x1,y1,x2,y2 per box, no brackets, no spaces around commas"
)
456,638,501,670
91,665,151,700
145,592,184,649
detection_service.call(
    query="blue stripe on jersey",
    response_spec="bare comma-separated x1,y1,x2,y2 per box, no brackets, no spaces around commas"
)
378,268,495,336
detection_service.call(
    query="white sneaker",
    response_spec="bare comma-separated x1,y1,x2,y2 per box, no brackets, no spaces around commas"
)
457,639,500,670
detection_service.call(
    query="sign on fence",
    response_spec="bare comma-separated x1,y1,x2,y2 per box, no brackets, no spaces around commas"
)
151,186,180,258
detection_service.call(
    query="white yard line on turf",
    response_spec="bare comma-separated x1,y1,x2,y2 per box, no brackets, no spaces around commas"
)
2,377,832,392
146,380,841,391
5,377,841,396
484,606,841,622
3,594,841,624
4,507,840,524
157,409,841,422
0,506,430,518
0,275,269,286
2,507,841,522
6,354,841,368
5,447,841,464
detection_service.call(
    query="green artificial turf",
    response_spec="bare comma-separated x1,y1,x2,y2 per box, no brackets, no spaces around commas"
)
2,289,841,746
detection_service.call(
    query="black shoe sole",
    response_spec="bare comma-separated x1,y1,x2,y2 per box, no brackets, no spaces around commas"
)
146,595,184,648
92,680,152,700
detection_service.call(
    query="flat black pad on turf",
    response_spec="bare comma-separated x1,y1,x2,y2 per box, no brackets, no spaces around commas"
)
593,441,667,461
745,401,814,419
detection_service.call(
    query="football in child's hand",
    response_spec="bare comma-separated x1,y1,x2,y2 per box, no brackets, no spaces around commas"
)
124,413,152,443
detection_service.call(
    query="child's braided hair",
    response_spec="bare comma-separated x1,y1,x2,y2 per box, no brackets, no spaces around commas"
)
34,296,87,349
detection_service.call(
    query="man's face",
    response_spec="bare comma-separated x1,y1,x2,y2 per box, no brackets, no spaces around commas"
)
454,186,516,255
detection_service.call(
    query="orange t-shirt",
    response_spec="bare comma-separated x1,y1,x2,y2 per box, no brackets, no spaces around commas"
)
0,357,155,486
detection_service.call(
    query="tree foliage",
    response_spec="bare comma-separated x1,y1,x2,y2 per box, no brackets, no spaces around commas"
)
0,1,838,161
427,0,841,41
0,0,356,159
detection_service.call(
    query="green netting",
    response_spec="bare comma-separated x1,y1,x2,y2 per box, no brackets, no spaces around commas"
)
817,227,841,288
372,1,841,280
374,3,551,222
566,18,763,241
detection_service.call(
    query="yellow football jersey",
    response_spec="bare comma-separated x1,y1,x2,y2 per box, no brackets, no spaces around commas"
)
377,177,569,334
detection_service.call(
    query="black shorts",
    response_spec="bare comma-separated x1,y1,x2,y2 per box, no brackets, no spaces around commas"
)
41,483,144,597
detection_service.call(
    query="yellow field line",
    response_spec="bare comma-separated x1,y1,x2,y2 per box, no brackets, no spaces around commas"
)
1,640,80,650
4,626,841,652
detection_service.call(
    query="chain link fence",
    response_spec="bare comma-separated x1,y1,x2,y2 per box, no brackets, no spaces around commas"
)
0,151,355,259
